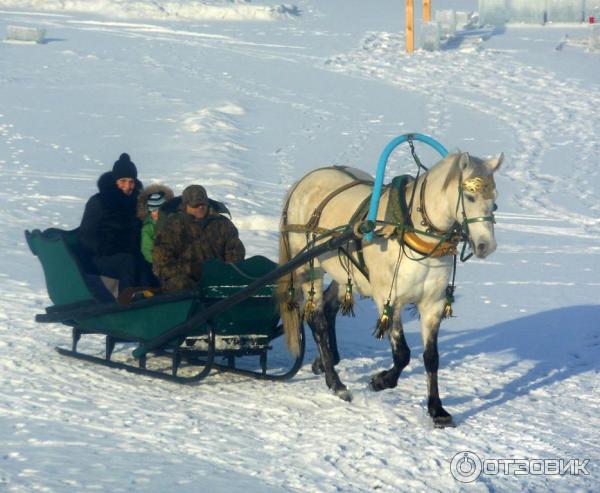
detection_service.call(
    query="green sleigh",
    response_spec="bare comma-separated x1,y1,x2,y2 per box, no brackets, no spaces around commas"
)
26,227,306,383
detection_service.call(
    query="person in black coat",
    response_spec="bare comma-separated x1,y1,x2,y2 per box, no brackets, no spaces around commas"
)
79,153,149,294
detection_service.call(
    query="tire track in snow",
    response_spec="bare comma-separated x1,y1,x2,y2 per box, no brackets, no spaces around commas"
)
324,31,600,237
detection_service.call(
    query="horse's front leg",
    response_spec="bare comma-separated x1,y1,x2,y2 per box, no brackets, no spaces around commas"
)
419,303,454,428
307,307,351,402
370,302,411,391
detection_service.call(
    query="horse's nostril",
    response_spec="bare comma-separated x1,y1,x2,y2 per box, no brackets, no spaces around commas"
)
477,243,487,254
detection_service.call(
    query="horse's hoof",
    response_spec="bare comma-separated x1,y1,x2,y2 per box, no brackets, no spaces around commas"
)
334,388,353,402
369,370,398,392
368,380,382,392
433,414,455,428
429,404,455,428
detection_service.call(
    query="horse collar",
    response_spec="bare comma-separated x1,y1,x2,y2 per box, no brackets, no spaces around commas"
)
386,175,459,258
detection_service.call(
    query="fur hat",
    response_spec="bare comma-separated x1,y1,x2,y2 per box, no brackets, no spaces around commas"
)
137,183,174,220
112,153,138,180
182,185,208,207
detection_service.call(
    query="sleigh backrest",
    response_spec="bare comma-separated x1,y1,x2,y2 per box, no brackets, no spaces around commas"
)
25,228,113,308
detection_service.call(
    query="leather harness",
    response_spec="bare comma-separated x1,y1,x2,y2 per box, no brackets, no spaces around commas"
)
281,166,374,280
280,167,460,284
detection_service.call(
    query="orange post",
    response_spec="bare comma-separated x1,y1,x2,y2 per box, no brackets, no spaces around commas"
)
423,0,431,23
406,0,414,53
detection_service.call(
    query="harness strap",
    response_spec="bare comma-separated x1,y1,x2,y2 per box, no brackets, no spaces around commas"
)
281,168,375,284
305,179,372,232
280,167,374,296
282,169,373,235
281,166,370,225
281,166,361,268
282,224,341,235
387,175,458,258
342,190,376,280
338,245,370,280
418,174,456,236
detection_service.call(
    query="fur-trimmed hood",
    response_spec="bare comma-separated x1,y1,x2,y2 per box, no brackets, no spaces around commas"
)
137,183,174,220
78,172,144,257
97,171,143,212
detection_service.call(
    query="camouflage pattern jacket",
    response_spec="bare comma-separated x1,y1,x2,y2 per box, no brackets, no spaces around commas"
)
152,208,245,292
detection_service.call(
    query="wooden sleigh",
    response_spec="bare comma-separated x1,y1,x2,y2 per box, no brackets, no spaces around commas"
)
26,227,306,383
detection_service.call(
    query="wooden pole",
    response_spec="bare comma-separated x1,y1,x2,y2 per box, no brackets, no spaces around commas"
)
406,0,414,53
423,0,431,23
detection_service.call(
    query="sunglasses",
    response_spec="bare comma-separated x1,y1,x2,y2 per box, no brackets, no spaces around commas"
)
189,202,208,208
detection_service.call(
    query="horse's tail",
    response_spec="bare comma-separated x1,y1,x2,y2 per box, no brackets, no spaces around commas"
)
277,224,302,357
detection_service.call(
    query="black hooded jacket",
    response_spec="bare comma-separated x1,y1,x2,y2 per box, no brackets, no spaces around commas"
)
79,172,143,257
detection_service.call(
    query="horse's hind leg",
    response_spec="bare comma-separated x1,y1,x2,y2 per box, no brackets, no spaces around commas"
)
307,309,351,401
370,304,411,391
419,303,454,428
311,281,341,375
298,267,350,400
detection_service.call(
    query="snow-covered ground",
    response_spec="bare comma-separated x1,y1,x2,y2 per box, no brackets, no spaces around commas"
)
1,1,599,491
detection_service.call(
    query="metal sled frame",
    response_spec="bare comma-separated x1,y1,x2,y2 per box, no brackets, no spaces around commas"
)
55,323,306,384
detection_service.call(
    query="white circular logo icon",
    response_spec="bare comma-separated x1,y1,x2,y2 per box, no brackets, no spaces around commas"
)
450,451,482,483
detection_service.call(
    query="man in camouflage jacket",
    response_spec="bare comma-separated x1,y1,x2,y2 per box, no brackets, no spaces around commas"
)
153,184,245,292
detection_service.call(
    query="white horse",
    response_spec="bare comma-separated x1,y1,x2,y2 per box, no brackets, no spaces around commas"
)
278,152,503,427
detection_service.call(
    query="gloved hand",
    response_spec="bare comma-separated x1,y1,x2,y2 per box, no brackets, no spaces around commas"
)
191,262,203,280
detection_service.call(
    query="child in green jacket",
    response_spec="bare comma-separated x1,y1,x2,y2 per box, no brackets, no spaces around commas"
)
137,184,174,265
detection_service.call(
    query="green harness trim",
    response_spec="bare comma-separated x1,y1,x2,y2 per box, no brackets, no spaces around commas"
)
384,175,459,258
386,175,415,228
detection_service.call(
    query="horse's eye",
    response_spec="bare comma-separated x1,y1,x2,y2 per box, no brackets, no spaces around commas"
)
465,194,476,203
493,203,498,212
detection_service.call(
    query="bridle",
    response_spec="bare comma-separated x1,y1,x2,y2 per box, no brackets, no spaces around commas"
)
414,171,497,262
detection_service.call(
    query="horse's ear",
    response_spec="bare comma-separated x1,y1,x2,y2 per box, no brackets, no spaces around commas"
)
487,153,504,173
458,152,470,171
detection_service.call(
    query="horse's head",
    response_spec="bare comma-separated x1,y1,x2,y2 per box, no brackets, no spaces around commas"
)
451,152,503,259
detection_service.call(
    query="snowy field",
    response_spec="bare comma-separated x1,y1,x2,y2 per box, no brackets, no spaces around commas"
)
1,0,599,491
